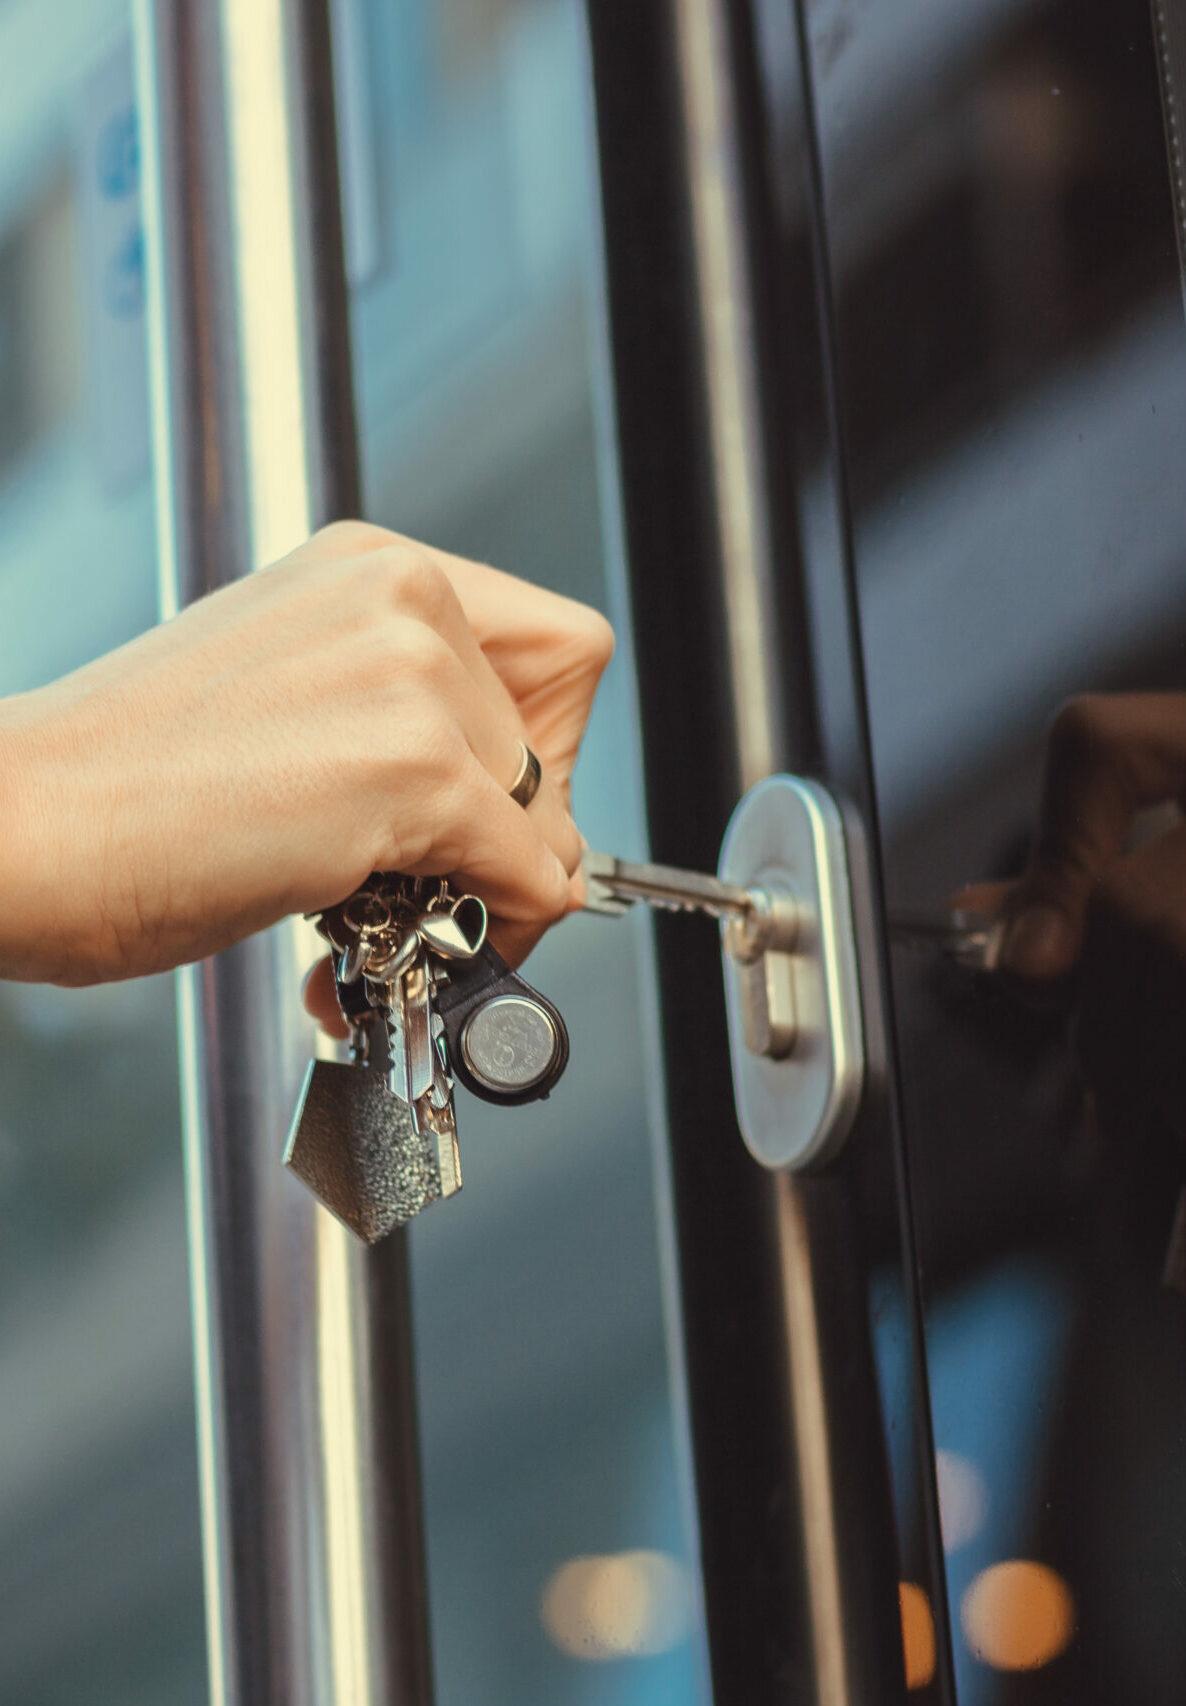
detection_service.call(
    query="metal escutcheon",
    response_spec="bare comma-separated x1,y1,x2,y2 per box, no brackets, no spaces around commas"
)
718,776,865,1172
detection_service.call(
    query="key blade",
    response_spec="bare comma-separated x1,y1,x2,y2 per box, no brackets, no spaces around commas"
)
888,909,1004,971
581,850,752,919
402,957,435,1102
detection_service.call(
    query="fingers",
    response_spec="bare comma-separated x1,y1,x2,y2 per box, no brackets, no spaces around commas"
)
408,541,616,770
1002,693,1186,976
424,541,616,675
399,629,582,886
302,956,349,1038
485,867,587,968
396,745,573,927
304,523,589,932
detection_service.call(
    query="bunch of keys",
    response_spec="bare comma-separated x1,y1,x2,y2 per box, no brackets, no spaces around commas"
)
285,872,569,1243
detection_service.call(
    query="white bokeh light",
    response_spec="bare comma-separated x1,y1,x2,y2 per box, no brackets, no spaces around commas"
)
936,1448,989,1552
540,1550,695,1661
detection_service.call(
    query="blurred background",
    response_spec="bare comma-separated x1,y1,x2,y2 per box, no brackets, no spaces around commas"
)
0,1,707,1702
1,0,1184,1701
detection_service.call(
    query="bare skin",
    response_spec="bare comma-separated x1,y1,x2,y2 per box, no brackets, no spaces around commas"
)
0,521,614,1000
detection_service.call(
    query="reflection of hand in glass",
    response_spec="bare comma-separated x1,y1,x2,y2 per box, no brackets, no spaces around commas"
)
963,694,1186,1189
0,522,614,988
974,694,1186,978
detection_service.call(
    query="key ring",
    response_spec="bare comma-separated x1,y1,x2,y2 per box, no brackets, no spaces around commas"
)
450,892,488,948
344,893,392,934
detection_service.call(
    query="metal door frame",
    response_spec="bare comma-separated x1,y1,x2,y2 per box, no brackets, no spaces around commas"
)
134,1,956,1702
583,2,958,1701
136,4,433,1702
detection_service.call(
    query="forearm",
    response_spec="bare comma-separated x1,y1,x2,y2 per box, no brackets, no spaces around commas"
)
0,524,610,987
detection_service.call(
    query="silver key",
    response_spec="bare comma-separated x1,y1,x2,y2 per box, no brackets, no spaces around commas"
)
584,850,1002,972
582,849,801,1057
285,876,482,1241
582,849,799,957
371,894,488,1115
397,951,436,1107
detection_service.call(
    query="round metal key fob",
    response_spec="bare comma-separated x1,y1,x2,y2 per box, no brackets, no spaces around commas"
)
435,942,569,1106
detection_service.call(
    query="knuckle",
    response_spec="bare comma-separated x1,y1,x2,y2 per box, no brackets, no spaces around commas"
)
421,719,474,799
416,763,474,863
575,606,615,670
548,601,615,679
314,518,393,556
550,815,583,879
376,728,469,868
392,621,460,692
381,548,454,623
1090,863,1129,920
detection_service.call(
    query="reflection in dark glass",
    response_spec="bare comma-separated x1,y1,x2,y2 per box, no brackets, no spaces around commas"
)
808,0,1186,1698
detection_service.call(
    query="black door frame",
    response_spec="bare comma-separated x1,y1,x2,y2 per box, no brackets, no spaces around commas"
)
584,3,958,1700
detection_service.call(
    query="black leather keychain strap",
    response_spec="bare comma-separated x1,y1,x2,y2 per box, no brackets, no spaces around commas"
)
434,941,570,1105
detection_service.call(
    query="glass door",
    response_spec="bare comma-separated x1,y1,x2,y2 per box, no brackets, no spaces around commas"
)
0,5,206,1702
790,0,1186,1699
125,0,1186,1700
342,3,712,1701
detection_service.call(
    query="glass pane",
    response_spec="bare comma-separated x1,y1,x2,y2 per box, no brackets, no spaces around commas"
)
341,1,710,1701
807,0,1186,1698
0,8,205,1702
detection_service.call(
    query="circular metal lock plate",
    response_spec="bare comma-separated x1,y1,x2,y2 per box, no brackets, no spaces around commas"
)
460,994,560,1093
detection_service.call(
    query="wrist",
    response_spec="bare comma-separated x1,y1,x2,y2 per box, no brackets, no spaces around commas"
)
0,692,79,981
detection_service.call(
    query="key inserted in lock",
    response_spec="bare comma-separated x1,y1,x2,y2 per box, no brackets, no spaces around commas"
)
582,850,802,1060
583,774,866,1172
718,777,864,1171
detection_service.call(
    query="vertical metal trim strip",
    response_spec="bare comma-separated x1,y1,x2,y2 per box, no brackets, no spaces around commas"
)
134,3,435,1702
584,3,910,1701
665,8,887,1701
775,1179,851,1706
671,0,785,790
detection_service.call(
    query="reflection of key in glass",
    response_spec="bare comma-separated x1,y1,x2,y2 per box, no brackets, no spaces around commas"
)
584,849,1005,973
886,909,1005,972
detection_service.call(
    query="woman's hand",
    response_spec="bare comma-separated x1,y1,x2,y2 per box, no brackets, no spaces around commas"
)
0,522,613,986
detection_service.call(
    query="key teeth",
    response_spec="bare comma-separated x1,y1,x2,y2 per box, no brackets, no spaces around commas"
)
581,849,755,921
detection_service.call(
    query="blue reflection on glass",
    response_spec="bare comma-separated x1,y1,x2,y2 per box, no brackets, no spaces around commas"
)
346,0,710,1700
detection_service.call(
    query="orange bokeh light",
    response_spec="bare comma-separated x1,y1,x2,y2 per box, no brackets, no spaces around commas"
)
899,1582,937,1690
961,1560,1075,1671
